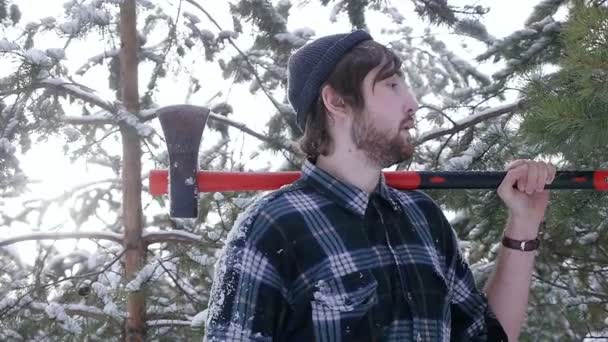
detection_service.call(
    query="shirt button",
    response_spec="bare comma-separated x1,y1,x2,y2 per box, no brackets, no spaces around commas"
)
407,292,413,302
416,333,422,341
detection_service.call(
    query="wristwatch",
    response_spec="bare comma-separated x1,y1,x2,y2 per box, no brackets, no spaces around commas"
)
501,234,540,251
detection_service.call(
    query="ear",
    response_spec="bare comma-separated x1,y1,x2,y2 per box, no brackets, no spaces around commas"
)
320,84,348,119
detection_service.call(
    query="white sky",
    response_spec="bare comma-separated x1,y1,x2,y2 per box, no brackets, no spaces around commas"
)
5,0,541,263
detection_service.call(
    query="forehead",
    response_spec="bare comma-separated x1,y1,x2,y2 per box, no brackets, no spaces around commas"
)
363,58,402,91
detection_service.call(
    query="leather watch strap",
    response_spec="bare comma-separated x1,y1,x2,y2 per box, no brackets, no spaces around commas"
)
502,234,540,252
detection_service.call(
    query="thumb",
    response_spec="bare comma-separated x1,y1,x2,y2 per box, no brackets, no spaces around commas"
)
499,164,528,196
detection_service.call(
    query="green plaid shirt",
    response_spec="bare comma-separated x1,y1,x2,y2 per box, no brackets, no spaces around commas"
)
205,160,507,341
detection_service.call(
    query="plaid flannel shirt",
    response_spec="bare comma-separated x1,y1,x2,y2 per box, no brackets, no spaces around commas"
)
204,160,507,341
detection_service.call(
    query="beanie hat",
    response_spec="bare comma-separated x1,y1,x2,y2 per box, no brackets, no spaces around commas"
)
287,30,373,131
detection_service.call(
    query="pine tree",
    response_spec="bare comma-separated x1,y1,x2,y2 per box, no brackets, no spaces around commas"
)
1,0,606,340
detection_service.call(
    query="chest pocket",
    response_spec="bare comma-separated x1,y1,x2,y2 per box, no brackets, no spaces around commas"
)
311,271,378,341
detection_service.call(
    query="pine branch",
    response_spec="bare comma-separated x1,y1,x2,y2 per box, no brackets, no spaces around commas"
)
62,108,302,155
29,301,121,323
0,249,126,318
0,231,123,247
142,0,183,104
76,48,164,76
157,259,204,305
420,102,458,126
184,0,289,117
34,78,116,112
143,230,203,245
416,99,524,145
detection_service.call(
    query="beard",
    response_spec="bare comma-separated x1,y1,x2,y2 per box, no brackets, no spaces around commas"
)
351,112,415,168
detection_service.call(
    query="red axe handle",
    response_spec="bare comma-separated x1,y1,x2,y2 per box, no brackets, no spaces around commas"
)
149,170,608,195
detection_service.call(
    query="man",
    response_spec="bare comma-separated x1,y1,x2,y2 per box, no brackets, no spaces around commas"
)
204,30,555,341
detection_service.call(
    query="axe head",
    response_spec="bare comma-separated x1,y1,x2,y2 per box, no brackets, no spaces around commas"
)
157,105,210,218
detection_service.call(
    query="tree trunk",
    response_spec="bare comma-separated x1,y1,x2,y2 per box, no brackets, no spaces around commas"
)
119,0,146,341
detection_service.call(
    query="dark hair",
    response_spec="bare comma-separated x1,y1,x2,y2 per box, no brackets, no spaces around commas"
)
298,40,403,161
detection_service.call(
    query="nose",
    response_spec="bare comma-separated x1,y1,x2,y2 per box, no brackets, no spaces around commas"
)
404,93,418,119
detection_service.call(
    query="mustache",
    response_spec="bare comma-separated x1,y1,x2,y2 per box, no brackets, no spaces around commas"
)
399,119,415,129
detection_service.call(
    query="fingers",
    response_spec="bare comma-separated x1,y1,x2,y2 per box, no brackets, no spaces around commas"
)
506,159,527,171
546,163,556,184
505,160,556,193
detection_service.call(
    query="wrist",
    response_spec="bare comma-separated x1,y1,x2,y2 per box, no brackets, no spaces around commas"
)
505,214,540,240
501,233,540,252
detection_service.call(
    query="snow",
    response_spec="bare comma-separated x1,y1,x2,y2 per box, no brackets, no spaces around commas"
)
143,229,202,243
62,127,81,142
329,2,344,23
46,48,66,60
0,296,18,313
0,38,19,52
417,100,522,143
0,329,21,340
185,177,195,186
293,28,315,39
25,49,52,67
25,22,39,31
40,16,56,28
125,261,162,292
0,138,16,155
385,7,404,24
233,196,257,209
115,109,154,137
198,29,215,41
124,258,177,292
542,21,561,33
313,279,352,310
59,21,80,36
44,302,83,334
579,232,599,245
183,11,201,24
137,0,155,9
39,78,115,110
106,260,122,290
213,192,225,201
218,30,238,40
445,141,482,171
274,32,307,47
190,309,208,327
187,251,212,266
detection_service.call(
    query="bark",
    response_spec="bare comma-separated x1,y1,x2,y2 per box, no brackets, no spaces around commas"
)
119,1,146,341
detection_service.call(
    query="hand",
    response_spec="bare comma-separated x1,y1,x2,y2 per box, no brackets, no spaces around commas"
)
497,160,556,237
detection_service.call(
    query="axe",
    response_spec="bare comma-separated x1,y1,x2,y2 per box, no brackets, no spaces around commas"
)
152,105,608,218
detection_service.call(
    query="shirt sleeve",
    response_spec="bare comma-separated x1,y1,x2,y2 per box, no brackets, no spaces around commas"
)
204,206,291,342
424,195,508,341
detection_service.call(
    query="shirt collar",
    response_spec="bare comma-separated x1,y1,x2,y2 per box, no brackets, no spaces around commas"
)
301,159,399,217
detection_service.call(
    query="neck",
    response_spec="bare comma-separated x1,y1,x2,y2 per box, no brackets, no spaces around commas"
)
315,142,381,193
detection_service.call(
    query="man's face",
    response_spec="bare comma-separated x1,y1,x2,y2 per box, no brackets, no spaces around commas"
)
350,63,418,168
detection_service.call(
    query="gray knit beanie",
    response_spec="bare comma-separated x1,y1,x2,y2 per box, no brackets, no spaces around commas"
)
287,30,373,132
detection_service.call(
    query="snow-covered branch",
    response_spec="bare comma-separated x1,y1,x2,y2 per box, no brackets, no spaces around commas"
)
30,301,121,326
76,47,163,76
35,78,116,112
416,99,524,145
143,230,203,245
184,0,290,118
0,231,123,247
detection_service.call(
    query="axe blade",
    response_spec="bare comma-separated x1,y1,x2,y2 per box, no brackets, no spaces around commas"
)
157,105,209,218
